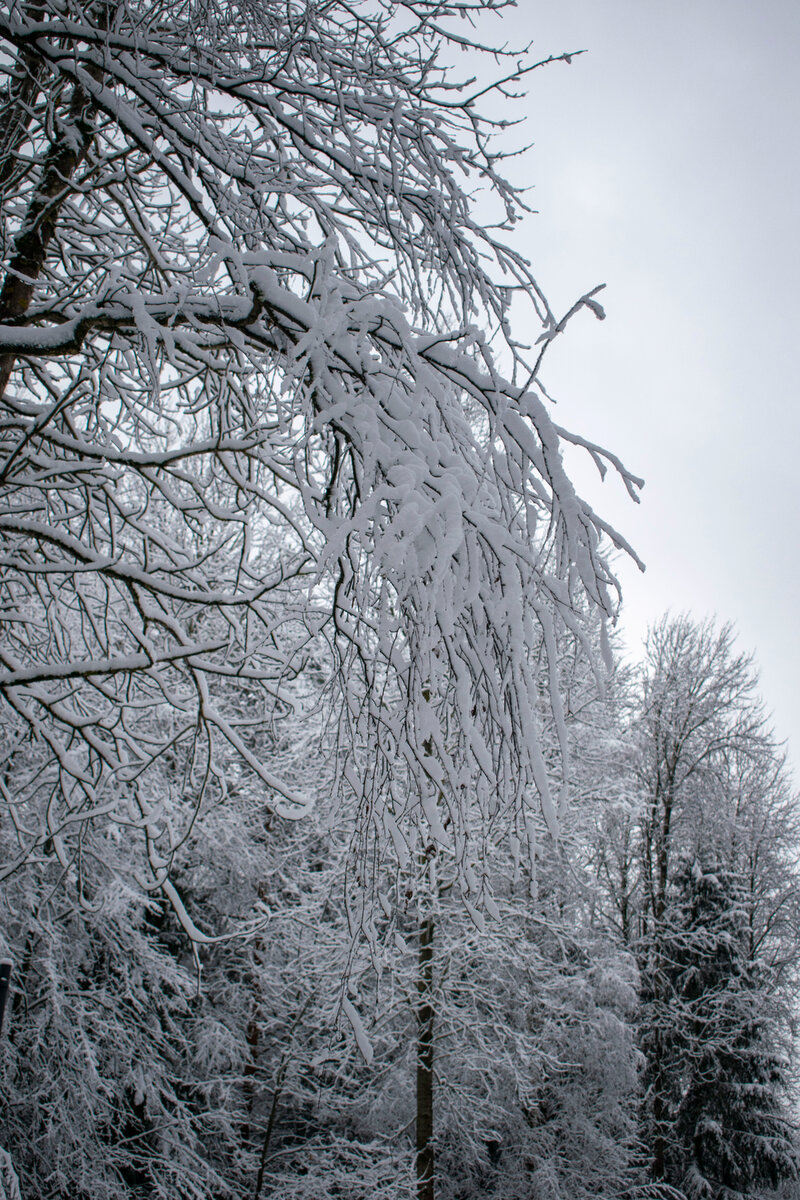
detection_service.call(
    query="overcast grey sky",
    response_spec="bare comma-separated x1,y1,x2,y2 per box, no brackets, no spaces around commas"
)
481,0,800,761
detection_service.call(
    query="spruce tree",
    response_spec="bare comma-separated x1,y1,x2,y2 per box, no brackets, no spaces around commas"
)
652,856,798,1200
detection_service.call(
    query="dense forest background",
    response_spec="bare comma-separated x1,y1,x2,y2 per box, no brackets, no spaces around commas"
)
0,2,798,1199
4,610,800,1200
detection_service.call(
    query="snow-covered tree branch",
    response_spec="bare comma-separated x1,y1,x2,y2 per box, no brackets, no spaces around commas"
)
0,0,641,928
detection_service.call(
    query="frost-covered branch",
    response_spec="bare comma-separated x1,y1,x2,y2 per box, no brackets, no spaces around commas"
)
0,0,641,933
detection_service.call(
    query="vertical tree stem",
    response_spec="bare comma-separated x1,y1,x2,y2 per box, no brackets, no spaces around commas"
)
416,910,434,1200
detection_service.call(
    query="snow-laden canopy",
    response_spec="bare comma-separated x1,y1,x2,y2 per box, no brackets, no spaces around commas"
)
0,0,642,930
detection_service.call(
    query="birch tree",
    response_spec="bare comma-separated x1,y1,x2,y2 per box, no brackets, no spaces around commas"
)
0,0,642,937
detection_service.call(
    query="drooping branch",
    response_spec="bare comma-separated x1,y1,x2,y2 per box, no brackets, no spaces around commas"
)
0,0,643,935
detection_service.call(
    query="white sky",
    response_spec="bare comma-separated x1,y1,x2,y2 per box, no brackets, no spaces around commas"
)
476,0,800,762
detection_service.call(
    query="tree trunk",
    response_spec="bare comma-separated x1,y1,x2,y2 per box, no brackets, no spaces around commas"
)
0,2,46,195
651,1068,667,1181
0,80,95,399
416,911,434,1200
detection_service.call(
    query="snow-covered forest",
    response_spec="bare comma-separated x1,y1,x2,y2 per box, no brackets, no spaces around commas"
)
0,2,798,1198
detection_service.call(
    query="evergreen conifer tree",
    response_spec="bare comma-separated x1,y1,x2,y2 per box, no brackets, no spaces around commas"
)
648,855,798,1200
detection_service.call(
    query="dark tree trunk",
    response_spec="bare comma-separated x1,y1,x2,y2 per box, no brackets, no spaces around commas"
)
0,80,95,398
416,911,434,1200
0,2,47,195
